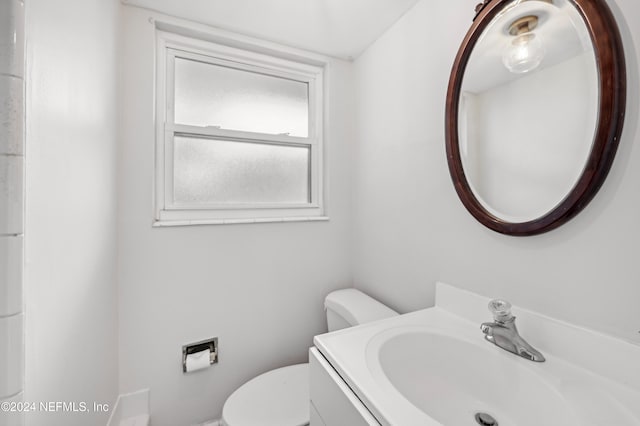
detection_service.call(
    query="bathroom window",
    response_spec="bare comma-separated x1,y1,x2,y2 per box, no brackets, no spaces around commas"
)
154,31,325,225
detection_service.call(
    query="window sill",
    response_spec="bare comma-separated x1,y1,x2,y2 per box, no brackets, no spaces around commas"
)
152,216,330,227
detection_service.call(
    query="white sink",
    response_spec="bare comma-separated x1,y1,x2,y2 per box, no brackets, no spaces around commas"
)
369,328,579,425
314,283,640,426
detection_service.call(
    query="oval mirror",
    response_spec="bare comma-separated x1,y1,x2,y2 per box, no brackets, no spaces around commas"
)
446,0,625,236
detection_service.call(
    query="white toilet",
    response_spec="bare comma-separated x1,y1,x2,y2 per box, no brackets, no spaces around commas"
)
221,289,398,426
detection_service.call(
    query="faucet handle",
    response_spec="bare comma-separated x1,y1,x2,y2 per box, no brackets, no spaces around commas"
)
488,299,513,322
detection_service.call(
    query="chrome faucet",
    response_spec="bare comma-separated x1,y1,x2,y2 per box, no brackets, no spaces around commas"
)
480,299,545,362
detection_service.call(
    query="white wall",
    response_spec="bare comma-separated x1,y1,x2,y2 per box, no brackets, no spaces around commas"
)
352,0,640,344
118,7,354,425
24,0,121,425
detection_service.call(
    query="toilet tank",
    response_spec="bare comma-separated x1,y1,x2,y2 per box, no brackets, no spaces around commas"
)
324,289,398,332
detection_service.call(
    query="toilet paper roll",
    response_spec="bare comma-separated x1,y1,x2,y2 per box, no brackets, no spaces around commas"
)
185,348,211,373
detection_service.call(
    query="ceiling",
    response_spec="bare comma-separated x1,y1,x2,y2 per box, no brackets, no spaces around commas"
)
121,0,421,59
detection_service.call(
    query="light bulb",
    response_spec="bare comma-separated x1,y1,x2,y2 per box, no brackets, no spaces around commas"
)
502,32,545,74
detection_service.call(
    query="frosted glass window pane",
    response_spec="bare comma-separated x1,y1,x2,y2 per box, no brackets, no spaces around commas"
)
174,136,310,204
174,57,309,137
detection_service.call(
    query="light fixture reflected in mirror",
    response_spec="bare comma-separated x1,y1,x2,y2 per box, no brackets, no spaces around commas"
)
502,15,545,73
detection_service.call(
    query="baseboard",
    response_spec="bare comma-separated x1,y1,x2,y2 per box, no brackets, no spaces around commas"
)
194,420,221,426
106,389,150,426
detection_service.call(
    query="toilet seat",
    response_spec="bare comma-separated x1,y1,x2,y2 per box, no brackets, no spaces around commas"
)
222,363,309,426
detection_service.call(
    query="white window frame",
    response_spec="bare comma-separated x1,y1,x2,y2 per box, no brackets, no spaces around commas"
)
154,30,326,226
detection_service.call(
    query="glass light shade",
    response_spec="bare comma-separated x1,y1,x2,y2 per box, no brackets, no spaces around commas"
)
502,33,545,74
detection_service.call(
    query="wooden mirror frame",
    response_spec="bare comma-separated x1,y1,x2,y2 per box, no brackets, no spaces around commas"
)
445,0,626,236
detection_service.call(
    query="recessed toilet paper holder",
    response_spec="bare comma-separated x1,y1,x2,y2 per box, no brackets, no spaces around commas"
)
182,337,218,373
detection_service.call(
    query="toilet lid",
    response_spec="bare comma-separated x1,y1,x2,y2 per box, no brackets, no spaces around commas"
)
222,363,309,426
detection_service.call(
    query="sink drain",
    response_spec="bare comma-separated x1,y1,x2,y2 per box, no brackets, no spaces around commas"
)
475,412,498,426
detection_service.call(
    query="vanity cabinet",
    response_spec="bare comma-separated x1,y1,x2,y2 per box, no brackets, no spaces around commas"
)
309,347,380,426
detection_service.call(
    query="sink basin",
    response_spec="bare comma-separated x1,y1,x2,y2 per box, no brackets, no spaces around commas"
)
368,328,580,426
313,283,640,426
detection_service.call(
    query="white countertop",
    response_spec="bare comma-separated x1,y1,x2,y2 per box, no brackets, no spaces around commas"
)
313,283,640,426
